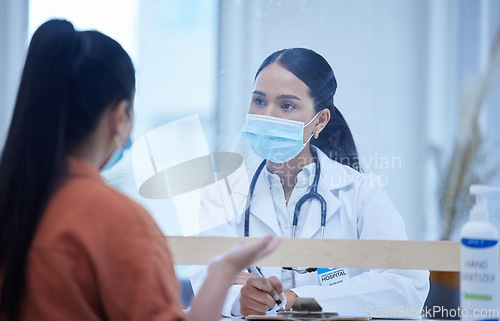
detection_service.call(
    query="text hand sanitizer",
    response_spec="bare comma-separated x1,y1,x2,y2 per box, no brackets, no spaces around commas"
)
460,185,500,321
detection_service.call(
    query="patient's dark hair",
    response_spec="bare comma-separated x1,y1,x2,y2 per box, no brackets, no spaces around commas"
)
255,48,360,171
0,19,135,320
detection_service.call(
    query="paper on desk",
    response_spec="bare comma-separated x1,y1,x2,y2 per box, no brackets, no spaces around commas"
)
245,314,370,321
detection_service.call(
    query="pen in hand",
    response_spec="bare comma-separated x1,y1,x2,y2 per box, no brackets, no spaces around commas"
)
248,266,285,310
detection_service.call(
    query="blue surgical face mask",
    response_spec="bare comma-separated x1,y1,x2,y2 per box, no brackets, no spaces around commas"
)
240,113,318,163
102,136,132,171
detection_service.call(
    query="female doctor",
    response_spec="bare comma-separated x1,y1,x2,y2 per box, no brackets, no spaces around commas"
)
191,48,429,317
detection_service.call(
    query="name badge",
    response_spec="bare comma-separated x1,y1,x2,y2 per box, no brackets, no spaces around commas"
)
317,268,350,286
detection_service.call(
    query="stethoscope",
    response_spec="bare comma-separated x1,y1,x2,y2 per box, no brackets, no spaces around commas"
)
244,148,327,239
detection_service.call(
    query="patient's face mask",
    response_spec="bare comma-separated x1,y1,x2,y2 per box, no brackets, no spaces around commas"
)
241,113,318,163
102,105,134,171
102,136,132,171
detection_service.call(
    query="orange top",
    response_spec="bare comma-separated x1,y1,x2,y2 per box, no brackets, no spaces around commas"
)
17,157,185,321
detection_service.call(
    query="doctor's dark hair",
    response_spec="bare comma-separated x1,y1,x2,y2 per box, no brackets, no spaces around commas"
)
0,19,135,320
255,48,360,171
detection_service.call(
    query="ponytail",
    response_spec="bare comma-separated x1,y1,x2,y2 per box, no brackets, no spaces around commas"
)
311,105,360,171
0,20,79,320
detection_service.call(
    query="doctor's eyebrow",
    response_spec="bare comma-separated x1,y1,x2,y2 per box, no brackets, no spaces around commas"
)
253,91,302,101
277,94,301,101
253,90,266,96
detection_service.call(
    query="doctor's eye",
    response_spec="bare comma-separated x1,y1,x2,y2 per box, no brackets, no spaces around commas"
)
281,103,295,111
253,97,266,106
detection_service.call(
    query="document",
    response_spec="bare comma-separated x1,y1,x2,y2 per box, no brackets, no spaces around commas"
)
244,298,370,321
245,313,370,321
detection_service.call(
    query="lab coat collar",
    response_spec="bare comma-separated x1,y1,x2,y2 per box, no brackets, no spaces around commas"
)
249,168,282,236
297,146,356,239
312,145,356,190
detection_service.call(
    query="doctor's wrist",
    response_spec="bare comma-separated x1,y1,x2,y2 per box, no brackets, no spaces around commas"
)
283,289,298,310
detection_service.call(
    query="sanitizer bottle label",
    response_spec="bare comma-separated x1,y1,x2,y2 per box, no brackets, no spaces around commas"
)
460,238,499,321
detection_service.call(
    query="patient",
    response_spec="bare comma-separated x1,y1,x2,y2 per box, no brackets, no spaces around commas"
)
0,19,279,321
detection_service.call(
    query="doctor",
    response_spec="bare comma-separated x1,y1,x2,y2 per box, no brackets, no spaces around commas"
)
191,48,429,317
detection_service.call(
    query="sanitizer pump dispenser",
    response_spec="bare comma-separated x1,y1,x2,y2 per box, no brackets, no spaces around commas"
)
460,185,500,321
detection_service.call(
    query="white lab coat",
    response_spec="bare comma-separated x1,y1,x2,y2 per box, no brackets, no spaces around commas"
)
190,146,429,318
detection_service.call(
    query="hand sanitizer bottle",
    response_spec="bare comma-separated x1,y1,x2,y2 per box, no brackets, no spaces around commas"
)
460,185,500,321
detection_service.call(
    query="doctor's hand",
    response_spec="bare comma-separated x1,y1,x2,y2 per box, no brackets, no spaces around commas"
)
239,275,285,316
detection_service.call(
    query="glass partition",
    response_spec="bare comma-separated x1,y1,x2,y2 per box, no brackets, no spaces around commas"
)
27,0,500,242
18,0,500,314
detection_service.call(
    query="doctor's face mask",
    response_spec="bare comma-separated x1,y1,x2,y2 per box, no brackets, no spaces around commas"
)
241,113,318,163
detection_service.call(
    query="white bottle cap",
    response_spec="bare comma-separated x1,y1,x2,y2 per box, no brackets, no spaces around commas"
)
470,203,489,221
469,184,500,221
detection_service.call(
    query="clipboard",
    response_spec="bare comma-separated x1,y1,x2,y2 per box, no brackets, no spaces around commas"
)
245,316,370,321
245,298,370,321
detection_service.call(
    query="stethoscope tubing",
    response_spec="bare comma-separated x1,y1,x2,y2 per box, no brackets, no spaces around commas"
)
244,160,267,237
244,148,327,238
